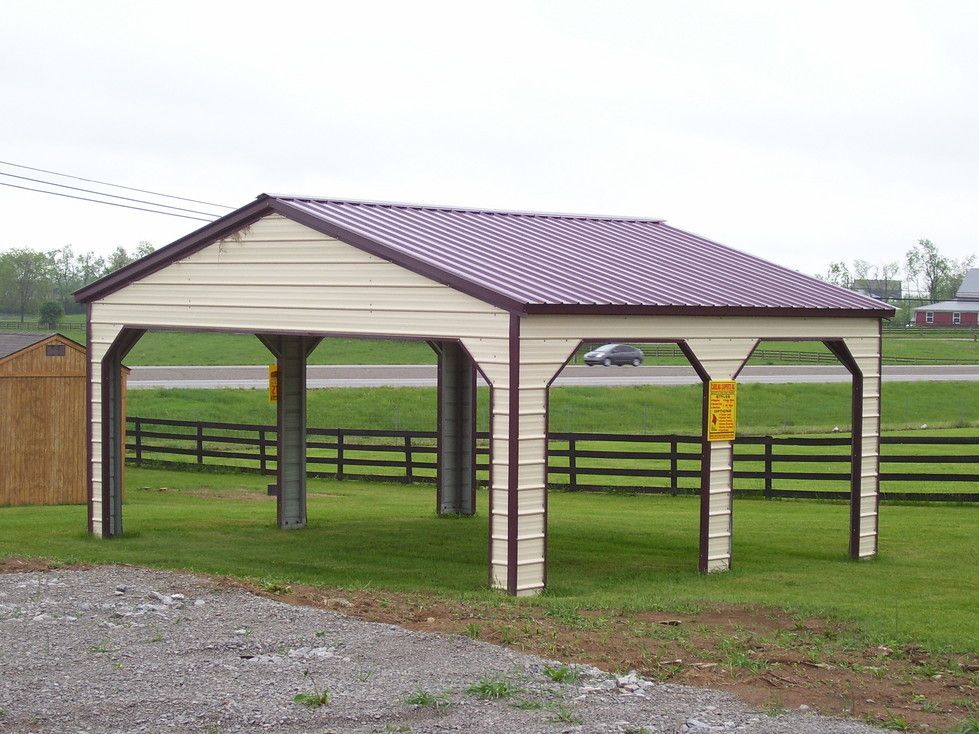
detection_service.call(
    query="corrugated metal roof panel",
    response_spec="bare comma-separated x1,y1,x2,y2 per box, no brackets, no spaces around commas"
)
273,196,890,314
74,194,893,316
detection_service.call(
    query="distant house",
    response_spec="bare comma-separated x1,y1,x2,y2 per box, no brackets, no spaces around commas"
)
851,279,902,300
913,269,979,327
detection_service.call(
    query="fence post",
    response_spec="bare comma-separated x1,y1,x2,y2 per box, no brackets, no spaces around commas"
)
670,437,678,496
568,438,577,490
764,436,773,499
134,418,143,466
336,429,345,481
258,429,267,474
196,424,204,466
404,435,413,483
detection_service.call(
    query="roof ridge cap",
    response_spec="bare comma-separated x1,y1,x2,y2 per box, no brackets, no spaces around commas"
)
268,194,666,224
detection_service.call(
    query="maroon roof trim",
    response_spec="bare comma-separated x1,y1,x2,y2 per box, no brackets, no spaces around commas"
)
524,304,893,318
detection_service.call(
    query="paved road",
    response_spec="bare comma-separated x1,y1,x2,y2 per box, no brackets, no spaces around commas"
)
127,364,979,389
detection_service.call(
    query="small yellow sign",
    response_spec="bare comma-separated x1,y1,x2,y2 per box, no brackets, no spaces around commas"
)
268,364,278,402
707,380,737,442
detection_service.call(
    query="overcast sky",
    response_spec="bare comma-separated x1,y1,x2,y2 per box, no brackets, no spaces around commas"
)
1,0,976,276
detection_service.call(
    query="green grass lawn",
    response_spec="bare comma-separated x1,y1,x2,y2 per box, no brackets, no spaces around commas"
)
2,467,975,653
128,381,979,435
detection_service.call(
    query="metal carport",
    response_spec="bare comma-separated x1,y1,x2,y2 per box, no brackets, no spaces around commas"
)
75,195,893,595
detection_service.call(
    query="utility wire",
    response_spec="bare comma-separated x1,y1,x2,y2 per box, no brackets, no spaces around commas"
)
0,159,233,209
0,171,224,218
0,181,214,222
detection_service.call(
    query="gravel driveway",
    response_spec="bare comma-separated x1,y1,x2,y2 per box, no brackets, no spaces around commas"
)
0,567,887,733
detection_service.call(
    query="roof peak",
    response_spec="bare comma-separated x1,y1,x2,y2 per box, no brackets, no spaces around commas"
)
262,194,666,224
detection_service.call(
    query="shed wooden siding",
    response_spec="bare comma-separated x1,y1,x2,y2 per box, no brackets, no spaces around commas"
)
0,336,86,506
87,214,510,536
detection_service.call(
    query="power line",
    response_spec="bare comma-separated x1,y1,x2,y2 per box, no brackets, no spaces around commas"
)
0,159,233,209
0,171,224,218
0,181,214,222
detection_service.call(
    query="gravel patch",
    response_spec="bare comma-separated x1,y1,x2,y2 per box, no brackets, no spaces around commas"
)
0,567,888,733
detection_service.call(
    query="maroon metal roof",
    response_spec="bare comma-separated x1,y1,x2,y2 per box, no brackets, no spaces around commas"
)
76,194,893,317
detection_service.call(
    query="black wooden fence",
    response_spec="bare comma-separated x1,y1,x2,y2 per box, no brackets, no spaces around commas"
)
125,416,979,502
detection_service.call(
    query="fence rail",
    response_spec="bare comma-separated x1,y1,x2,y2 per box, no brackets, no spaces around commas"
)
125,417,979,503
0,320,85,332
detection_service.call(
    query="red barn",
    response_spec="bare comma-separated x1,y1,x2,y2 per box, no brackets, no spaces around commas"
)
914,268,979,327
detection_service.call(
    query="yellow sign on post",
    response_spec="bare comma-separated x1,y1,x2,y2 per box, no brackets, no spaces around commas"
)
268,364,278,402
707,380,737,442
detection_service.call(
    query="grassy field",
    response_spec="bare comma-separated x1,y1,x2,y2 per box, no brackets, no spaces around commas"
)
128,381,979,435
2,466,976,654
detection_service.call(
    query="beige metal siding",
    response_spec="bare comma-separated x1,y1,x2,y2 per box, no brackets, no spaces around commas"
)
462,334,578,594
522,315,880,341
844,335,883,558
87,215,510,536
92,215,507,338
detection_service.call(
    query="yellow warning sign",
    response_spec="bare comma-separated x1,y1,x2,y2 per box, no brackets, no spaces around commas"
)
707,380,737,442
268,364,278,402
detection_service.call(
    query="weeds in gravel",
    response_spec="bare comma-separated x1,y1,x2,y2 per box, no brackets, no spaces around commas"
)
89,642,111,654
542,664,581,684
511,699,545,710
466,676,521,700
403,690,451,709
762,698,787,717
549,704,583,724
624,728,651,734
293,690,330,708
463,622,480,639
260,579,292,595
293,669,330,708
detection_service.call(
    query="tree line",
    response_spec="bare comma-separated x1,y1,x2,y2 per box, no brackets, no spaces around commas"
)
0,243,155,324
822,239,974,301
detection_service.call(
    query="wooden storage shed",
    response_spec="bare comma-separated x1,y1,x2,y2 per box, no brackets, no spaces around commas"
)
75,195,893,595
0,332,127,506
1,334,83,505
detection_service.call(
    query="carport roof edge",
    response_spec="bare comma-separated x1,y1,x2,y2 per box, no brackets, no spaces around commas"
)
74,194,894,317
